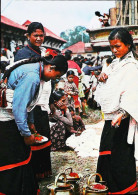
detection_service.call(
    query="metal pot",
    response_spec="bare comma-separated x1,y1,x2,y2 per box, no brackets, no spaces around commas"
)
47,173,74,195
64,167,82,195
57,167,82,195
82,173,108,195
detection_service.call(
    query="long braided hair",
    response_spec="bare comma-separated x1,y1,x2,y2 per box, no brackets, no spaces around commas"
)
2,57,45,80
2,55,68,81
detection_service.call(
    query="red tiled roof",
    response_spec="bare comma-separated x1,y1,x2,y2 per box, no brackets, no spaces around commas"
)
1,15,27,30
44,27,66,43
22,20,66,43
1,16,66,43
62,41,85,54
22,20,32,27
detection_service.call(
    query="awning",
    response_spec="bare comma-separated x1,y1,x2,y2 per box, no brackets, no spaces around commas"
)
92,41,109,47
99,51,112,57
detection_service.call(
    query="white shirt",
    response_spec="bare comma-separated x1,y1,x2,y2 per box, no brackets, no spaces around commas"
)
87,16,101,30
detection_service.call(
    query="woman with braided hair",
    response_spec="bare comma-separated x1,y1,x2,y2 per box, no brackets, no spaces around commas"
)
0,55,68,194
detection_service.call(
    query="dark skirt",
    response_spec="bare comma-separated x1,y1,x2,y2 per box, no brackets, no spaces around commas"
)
32,106,52,179
0,120,38,195
96,117,137,194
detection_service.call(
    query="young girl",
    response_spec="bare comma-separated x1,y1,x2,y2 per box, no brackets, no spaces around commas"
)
64,70,80,113
0,55,68,195
49,90,73,151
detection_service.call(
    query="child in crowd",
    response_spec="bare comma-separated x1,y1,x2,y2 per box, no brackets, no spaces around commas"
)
49,90,73,151
64,70,81,114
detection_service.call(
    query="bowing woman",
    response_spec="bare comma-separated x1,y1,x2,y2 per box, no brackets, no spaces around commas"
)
14,22,54,180
0,55,68,194
94,28,138,194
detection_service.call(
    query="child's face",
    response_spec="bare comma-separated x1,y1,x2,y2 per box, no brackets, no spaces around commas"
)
55,96,67,110
43,65,63,81
67,75,74,83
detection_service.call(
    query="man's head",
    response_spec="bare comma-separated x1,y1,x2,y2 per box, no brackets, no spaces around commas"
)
26,22,45,47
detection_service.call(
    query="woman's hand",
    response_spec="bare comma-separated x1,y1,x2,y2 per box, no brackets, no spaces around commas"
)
98,72,108,82
111,113,123,128
28,122,37,134
24,134,36,145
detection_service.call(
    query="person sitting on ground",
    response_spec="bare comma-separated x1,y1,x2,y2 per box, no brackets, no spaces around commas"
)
49,90,73,151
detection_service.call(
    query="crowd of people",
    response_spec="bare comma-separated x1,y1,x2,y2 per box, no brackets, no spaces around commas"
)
0,21,138,195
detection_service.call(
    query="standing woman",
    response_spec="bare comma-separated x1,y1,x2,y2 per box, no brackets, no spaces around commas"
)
14,22,46,61
95,28,138,194
14,22,53,180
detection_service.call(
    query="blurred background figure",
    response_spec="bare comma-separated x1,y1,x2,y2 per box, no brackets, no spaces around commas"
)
87,11,103,30
102,13,110,27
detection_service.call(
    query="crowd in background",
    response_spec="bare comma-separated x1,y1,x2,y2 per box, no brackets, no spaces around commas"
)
0,43,113,151
1,21,137,195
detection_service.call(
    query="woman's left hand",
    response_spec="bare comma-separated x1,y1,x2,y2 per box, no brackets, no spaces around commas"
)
111,113,123,128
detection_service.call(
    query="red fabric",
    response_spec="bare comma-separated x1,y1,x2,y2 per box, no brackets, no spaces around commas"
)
73,76,79,88
72,76,80,108
31,140,51,151
108,181,137,194
0,151,32,171
37,189,40,195
99,151,111,155
129,186,138,192
72,95,80,108
68,60,82,74
46,48,58,58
